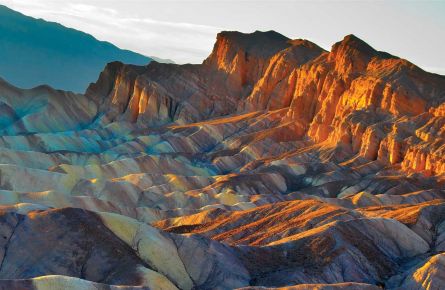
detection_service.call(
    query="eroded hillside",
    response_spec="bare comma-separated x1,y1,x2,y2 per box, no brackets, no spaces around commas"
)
0,31,444,290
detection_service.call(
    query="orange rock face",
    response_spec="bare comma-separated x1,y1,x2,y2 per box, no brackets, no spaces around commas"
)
245,34,445,176
204,31,291,92
87,31,445,176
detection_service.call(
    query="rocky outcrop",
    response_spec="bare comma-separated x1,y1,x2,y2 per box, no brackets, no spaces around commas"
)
85,31,293,127
276,35,445,176
85,31,445,175
203,31,291,95
245,39,326,111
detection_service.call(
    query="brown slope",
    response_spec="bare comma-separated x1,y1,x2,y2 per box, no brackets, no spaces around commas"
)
155,199,362,245
156,199,443,287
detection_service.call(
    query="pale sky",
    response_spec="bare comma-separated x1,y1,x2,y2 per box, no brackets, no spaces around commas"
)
1,0,444,75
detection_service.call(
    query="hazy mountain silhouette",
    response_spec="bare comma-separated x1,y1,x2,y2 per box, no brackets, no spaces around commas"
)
0,5,151,92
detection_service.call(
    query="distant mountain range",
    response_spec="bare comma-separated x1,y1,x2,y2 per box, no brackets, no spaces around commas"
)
0,5,153,92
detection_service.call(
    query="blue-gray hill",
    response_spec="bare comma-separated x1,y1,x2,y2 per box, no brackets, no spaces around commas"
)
0,5,151,92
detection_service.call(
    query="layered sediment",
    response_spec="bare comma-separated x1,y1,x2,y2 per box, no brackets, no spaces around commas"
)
0,31,444,289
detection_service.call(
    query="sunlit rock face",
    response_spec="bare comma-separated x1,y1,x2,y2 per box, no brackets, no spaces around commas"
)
0,30,444,289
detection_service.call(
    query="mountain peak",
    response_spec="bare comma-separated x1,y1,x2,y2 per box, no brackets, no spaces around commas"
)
207,30,291,61
328,34,380,74
217,30,289,43
332,34,377,57
203,30,292,89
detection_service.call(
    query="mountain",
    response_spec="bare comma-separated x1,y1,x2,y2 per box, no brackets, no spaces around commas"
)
149,55,176,64
0,5,151,92
0,30,444,290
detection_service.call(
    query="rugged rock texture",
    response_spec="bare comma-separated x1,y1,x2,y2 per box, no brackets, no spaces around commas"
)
0,30,444,289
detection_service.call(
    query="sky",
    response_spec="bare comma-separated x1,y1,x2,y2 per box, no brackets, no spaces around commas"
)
1,0,444,74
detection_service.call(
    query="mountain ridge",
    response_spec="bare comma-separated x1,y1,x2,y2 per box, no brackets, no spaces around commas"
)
84,30,445,175
0,5,152,92
0,29,443,290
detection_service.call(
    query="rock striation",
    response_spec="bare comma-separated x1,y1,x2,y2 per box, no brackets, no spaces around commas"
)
0,30,444,289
